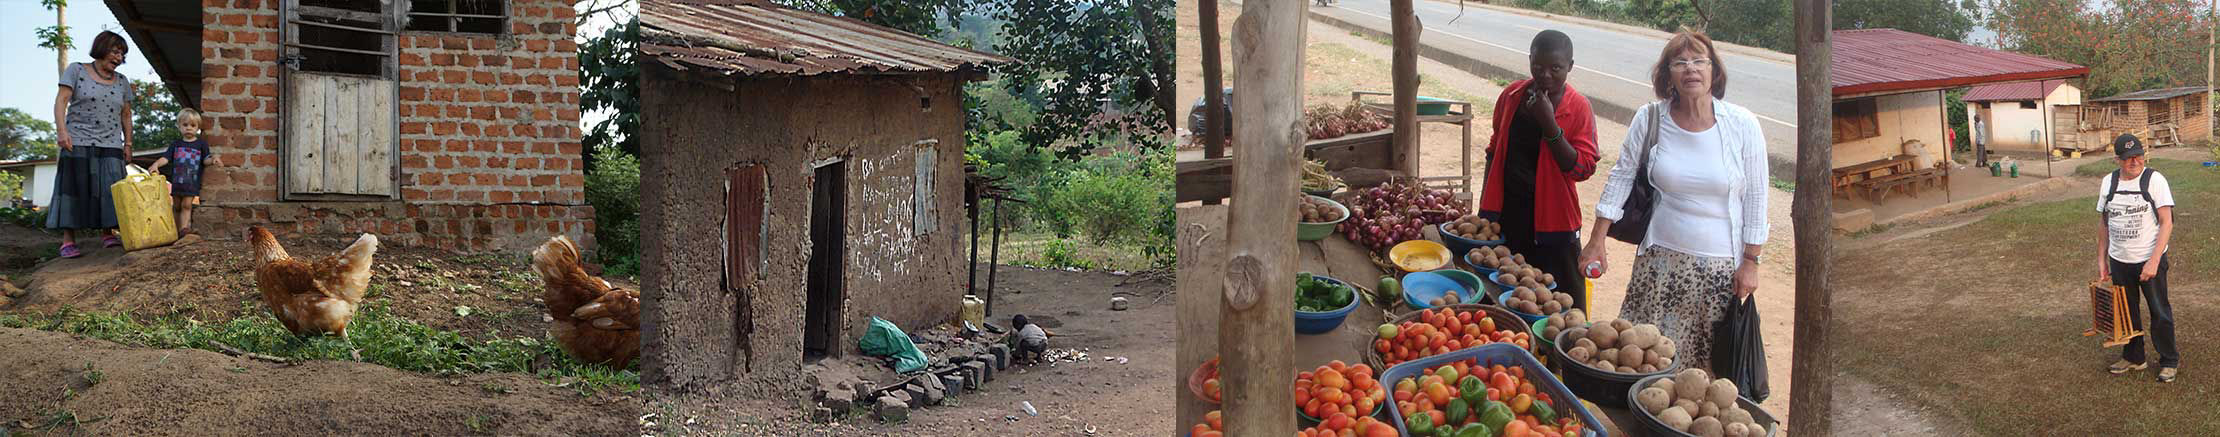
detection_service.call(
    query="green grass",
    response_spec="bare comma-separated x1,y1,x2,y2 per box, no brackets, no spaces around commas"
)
0,300,639,396
993,231,1162,271
1831,158,2219,435
1770,177,1795,193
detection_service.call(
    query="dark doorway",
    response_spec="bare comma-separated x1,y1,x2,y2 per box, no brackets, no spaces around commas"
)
805,161,848,358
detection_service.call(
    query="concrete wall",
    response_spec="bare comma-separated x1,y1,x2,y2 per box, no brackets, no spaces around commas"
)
1836,91,1947,168
196,0,588,252
639,68,970,393
1971,101,2048,152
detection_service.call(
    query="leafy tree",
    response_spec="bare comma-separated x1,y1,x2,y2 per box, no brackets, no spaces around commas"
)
1834,0,1979,42
130,80,182,152
0,108,58,161
580,16,638,167
1698,0,1794,53
584,144,640,275
1988,0,2210,98
989,0,1174,158
37,0,70,72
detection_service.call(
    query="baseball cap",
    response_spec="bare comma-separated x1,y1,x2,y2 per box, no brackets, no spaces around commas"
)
2114,134,2145,159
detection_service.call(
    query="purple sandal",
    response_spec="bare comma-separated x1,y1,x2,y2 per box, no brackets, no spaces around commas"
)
103,234,122,248
59,242,82,259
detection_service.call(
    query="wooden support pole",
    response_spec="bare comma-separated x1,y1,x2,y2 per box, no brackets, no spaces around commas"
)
1790,1,1835,435
1202,0,1229,205
1391,0,1421,177
1221,0,1305,434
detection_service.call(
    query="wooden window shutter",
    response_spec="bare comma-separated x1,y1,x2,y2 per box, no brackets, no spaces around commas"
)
726,164,767,288
913,140,937,235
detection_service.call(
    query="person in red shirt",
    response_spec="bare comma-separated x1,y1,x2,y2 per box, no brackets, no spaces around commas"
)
1477,30,1601,310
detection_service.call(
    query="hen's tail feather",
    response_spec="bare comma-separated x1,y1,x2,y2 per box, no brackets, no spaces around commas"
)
328,233,380,303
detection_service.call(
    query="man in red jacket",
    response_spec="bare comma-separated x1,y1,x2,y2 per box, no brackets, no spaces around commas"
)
1478,30,1600,310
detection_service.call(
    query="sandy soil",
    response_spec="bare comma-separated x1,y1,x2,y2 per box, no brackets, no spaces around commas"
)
0,226,644,435
643,267,1176,436
0,327,636,436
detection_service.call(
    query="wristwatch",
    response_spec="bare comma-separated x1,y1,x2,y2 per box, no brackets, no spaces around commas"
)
1743,253,1761,264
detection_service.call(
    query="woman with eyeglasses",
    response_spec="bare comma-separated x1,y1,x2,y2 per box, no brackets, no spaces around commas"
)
1581,31,1770,374
47,30,136,258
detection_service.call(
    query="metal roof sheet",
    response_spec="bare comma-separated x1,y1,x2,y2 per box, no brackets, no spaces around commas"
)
640,0,1013,77
2087,86,2208,102
1833,29,2088,97
1962,80,2069,102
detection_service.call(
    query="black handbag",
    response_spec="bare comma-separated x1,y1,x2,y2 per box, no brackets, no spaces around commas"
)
1606,102,1663,245
1711,296,1771,402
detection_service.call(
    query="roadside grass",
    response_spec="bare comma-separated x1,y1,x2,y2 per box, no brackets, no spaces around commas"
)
1306,42,1492,111
0,295,638,396
1830,159,2219,435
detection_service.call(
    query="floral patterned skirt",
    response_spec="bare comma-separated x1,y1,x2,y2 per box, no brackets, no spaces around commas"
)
1620,245,1737,373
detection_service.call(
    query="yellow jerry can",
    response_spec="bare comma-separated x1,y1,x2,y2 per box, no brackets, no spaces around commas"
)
110,165,178,251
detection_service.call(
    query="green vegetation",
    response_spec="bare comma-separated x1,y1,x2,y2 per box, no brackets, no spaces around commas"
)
584,145,640,276
0,298,639,396
1506,0,1798,53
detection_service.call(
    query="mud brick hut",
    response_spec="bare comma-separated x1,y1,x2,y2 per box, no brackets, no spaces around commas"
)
100,0,591,252
636,0,1013,390
2080,86,2213,152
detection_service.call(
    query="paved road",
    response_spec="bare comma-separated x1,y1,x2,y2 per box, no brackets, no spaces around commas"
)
1313,0,1800,173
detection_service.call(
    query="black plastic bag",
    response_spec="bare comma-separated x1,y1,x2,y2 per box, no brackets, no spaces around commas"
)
1711,296,1771,402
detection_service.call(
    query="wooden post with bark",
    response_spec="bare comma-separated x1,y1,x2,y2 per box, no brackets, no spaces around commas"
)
1202,0,1228,205
1220,0,1305,434
1789,0,1835,434
1391,0,1420,177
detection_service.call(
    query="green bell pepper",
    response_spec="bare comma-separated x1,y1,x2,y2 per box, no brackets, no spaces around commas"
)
1478,400,1515,432
1406,411,1435,435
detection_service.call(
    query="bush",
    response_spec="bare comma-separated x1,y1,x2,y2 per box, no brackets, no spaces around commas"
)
584,145,640,276
1,206,43,228
1040,147,1173,246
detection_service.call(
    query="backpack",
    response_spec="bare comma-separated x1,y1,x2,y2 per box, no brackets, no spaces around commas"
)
2102,168,2156,218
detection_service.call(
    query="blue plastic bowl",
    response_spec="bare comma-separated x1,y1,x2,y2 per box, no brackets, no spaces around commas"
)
1499,290,1551,325
1400,271,1472,310
1379,343,1608,437
1430,269,1487,305
1295,275,1361,335
1437,222,1504,261
1461,251,1501,276
1490,271,1560,291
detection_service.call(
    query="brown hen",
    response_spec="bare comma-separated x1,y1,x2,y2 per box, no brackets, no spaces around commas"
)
532,235,639,368
249,226,378,338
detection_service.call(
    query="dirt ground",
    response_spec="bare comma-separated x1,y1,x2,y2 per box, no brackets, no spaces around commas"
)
0,327,634,436
0,228,616,342
1174,0,1801,430
643,266,1175,436
0,227,644,435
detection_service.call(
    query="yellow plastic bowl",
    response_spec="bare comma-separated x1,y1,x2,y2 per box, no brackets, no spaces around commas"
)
1389,240,1453,272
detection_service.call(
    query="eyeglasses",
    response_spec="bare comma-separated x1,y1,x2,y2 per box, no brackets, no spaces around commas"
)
1669,58,1711,70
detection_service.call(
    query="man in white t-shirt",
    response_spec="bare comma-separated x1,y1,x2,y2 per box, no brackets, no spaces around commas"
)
2097,134,2179,382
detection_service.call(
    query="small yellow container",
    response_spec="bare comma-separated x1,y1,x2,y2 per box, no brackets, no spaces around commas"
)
960,295,987,327
110,166,178,251
1389,240,1452,272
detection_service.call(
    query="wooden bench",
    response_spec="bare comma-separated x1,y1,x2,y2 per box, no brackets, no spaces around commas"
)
1856,165,1948,203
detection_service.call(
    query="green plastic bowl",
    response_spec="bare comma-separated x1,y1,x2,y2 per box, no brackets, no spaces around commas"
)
1297,195,1350,241
1417,97,1452,116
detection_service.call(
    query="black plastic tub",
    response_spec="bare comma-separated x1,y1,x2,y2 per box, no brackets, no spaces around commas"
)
1623,374,1781,437
1547,328,1678,408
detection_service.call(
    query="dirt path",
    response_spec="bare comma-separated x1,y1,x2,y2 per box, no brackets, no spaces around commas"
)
0,327,636,436
1177,0,1800,428
645,267,1175,436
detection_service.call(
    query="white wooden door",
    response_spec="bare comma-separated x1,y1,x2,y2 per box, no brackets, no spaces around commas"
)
281,1,399,199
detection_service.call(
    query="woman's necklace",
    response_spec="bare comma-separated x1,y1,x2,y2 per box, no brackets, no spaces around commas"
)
92,64,117,83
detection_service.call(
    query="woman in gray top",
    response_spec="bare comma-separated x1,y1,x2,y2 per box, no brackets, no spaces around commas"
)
47,31,136,258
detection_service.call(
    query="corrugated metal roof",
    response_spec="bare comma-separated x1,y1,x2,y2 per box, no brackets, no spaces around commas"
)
1833,29,2088,98
2087,86,2209,102
1962,80,2069,102
640,0,1013,77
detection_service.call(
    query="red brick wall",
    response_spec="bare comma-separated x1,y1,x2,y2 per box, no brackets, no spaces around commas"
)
197,0,589,252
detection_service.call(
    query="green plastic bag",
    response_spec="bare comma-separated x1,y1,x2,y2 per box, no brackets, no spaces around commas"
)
860,317,931,373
